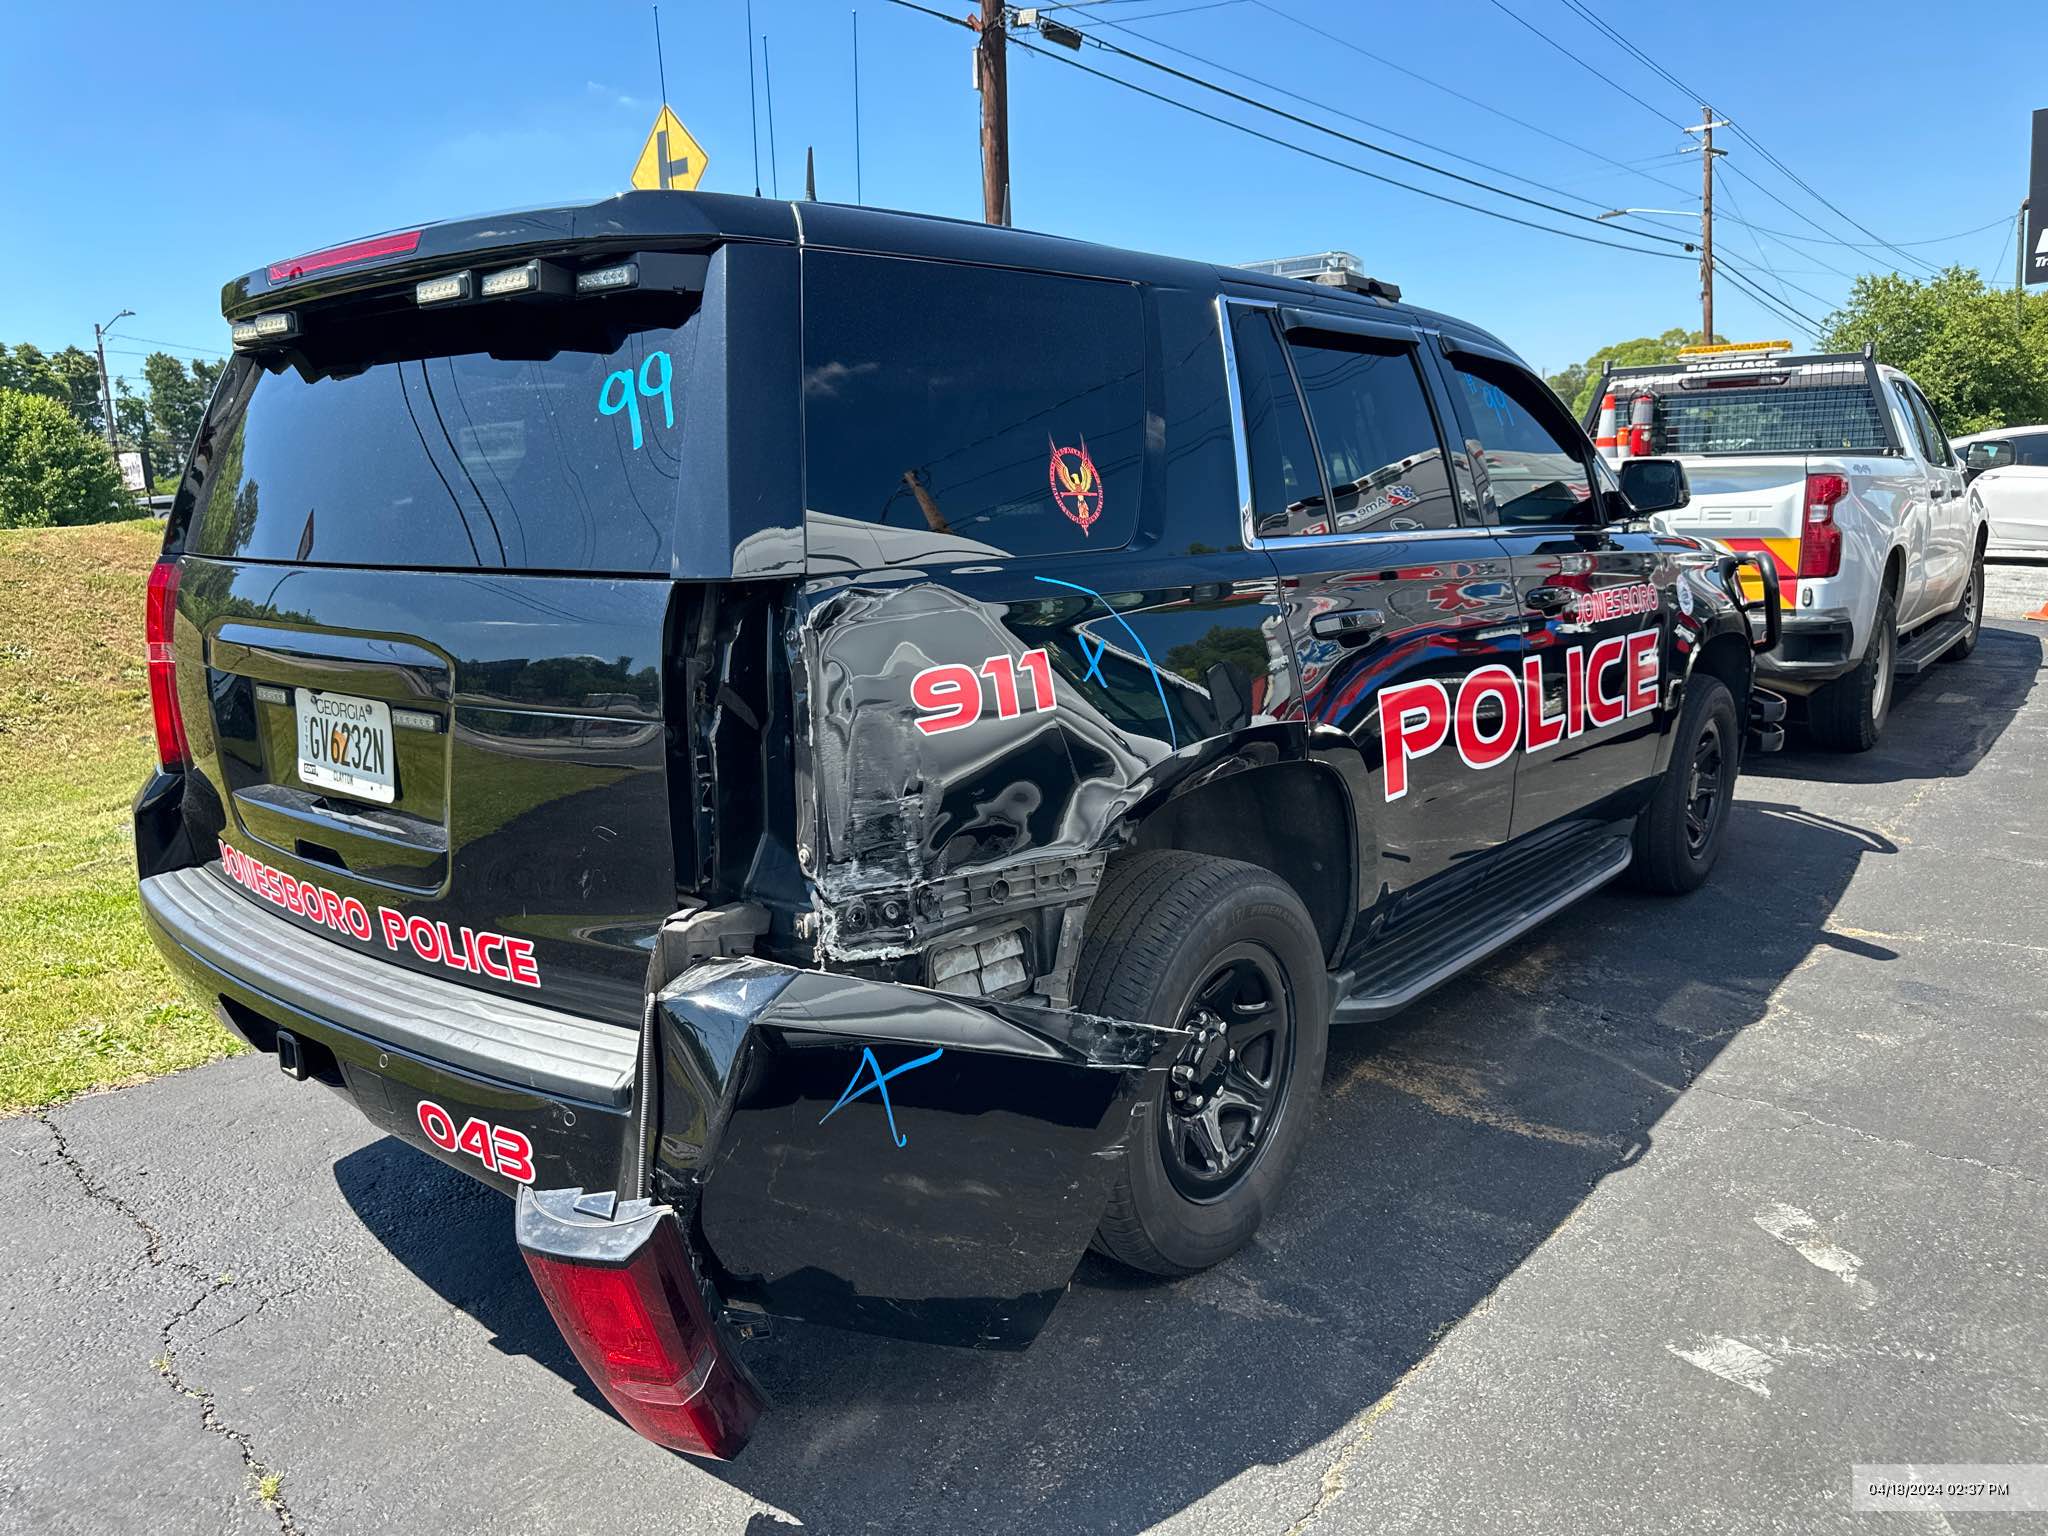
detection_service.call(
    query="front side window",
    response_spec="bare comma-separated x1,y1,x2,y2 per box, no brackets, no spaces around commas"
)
1907,384,1952,465
1451,358,1598,527
802,253,1145,560
1285,339,1456,534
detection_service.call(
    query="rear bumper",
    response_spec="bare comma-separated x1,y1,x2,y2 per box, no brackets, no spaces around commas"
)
140,864,642,1196
140,857,1181,1437
1755,610,1859,687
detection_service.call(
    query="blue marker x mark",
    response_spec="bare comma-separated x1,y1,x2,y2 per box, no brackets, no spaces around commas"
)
1078,631,1109,686
1034,574,1179,749
818,1046,945,1148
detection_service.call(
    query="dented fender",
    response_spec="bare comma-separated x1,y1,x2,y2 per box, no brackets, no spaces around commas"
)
652,956,1187,1347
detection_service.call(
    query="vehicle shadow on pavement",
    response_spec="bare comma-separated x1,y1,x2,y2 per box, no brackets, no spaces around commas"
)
1769,623,2039,785
335,789,1902,1532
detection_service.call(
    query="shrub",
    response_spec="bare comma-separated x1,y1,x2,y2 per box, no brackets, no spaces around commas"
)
0,388,133,529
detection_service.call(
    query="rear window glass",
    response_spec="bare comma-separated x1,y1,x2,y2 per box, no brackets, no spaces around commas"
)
802,252,1145,560
189,304,696,571
1653,383,1889,455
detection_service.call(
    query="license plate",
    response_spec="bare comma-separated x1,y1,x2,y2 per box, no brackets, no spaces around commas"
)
295,689,396,804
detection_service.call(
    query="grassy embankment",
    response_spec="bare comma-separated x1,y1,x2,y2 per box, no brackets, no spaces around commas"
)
0,519,238,1111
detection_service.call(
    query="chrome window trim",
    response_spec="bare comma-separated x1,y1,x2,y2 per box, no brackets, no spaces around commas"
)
1214,293,1484,553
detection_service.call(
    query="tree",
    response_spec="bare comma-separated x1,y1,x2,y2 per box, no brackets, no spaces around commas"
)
1546,328,1719,422
0,388,133,528
1817,266,2048,435
0,342,107,439
142,350,221,469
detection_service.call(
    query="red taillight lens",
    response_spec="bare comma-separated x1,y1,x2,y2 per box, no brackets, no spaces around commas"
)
522,1211,763,1459
266,229,423,283
145,560,190,770
1799,473,1848,579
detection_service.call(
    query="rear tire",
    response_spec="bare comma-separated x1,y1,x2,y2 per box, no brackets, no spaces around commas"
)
1810,588,1897,753
1075,851,1329,1277
1627,676,1738,895
1940,541,1984,663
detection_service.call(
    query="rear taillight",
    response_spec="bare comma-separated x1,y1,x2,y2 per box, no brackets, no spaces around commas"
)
1799,473,1848,579
145,560,190,770
519,1193,763,1459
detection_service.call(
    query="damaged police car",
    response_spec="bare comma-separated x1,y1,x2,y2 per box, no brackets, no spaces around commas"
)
136,198,1781,1458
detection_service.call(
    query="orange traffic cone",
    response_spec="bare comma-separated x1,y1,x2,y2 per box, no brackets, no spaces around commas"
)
2028,598,2048,622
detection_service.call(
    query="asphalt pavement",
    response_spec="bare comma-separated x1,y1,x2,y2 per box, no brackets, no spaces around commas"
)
5,570,2046,1536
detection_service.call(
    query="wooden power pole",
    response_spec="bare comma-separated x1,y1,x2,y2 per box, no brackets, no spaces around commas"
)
1684,108,1728,342
976,0,1009,225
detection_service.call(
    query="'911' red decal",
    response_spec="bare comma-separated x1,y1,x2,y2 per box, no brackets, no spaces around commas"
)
416,1099,535,1184
913,648,1057,735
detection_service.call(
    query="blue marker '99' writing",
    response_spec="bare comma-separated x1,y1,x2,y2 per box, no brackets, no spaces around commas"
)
598,350,674,450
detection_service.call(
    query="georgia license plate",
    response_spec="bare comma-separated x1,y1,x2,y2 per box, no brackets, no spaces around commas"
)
295,689,396,804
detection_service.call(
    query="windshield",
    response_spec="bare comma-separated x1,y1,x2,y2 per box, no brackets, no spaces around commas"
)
189,302,697,572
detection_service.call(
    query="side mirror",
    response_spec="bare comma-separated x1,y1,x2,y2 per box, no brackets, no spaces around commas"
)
1616,456,1690,515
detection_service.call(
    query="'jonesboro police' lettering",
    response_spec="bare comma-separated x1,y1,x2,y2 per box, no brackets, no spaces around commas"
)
217,839,541,986
1379,629,1660,802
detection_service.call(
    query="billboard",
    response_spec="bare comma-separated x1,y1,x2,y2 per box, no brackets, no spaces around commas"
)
2031,108,2048,284
117,451,147,494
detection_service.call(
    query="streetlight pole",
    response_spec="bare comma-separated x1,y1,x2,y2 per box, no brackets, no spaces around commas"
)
93,308,133,451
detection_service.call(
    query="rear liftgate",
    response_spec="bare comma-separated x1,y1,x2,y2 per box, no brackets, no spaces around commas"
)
516,955,1184,1458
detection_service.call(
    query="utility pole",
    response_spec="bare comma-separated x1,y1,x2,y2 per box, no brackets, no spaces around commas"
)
975,0,1009,225
1682,110,1727,342
92,308,132,451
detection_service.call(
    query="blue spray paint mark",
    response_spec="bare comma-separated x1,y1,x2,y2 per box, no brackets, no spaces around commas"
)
818,1046,944,1148
597,349,674,451
1034,575,1179,750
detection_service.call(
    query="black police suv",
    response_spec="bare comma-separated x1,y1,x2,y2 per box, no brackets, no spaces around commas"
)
136,193,1782,1457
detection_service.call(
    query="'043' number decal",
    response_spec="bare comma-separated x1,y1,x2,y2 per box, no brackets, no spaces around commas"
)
913,648,1057,735
416,1099,535,1184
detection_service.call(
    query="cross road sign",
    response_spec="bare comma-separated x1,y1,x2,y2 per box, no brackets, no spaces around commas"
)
632,105,708,192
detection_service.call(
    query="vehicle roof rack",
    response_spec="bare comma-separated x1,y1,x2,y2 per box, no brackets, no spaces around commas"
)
1236,250,1402,302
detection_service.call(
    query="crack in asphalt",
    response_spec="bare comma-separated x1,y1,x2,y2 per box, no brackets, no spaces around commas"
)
35,1110,305,1534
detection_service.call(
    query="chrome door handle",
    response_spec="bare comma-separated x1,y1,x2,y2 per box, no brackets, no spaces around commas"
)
1311,609,1384,643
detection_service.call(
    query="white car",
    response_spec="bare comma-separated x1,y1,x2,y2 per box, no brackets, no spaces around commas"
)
1952,425,2048,559
1586,343,1987,753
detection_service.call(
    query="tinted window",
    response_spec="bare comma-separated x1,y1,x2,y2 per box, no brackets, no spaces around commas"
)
802,253,1144,560
1228,307,1323,538
190,307,697,572
1893,381,1946,465
1965,440,2013,472
2018,437,2048,467
1451,358,1597,527
1285,339,1456,534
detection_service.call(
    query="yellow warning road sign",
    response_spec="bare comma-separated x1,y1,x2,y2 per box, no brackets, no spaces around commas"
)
631,106,708,192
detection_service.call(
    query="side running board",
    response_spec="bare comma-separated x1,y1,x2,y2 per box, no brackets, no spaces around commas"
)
1329,833,1634,1025
1893,614,1972,677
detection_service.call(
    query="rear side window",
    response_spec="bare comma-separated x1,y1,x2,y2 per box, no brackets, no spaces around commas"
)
802,253,1145,559
1229,307,1323,538
1450,357,1598,528
2019,437,2048,467
1285,338,1456,534
190,306,697,572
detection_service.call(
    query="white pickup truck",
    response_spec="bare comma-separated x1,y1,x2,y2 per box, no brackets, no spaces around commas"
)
1588,343,1989,751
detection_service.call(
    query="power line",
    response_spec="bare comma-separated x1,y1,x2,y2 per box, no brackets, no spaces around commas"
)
106,333,228,358
1480,0,1687,131
1712,257,1826,338
1541,0,1941,278
1099,13,1672,220
1245,0,1701,207
1067,24,1698,250
989,26,1699,261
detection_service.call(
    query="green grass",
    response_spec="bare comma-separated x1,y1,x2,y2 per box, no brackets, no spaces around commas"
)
0,519,240,1112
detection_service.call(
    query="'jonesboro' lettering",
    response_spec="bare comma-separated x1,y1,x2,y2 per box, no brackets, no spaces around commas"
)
217,839,541,987
1378,630,1660,802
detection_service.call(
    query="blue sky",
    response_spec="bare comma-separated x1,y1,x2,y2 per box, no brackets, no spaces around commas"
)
1,0,2036,391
